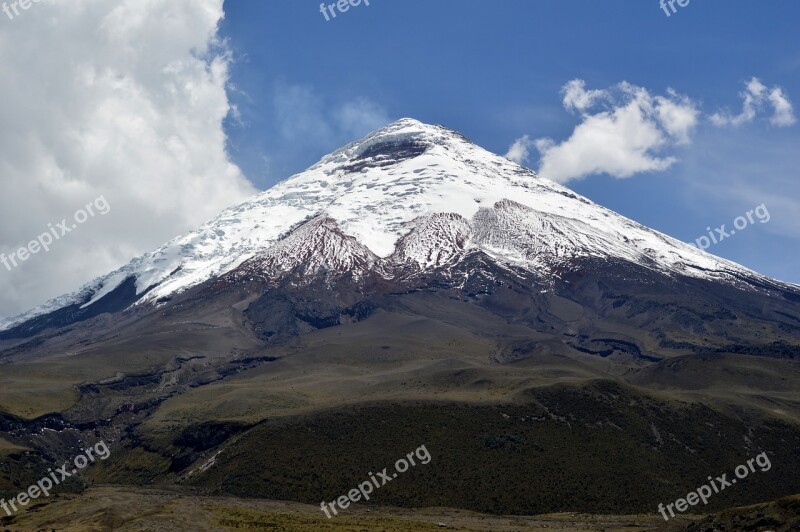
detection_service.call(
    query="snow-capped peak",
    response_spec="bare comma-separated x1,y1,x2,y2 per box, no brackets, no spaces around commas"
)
0,119,787,330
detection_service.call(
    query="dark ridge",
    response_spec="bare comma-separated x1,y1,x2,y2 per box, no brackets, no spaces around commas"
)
775,310,800,323
357,138,429,161
782,290,800,303
341,138,429,173
0,276,153,341
708,341,800,359
0,411,70,434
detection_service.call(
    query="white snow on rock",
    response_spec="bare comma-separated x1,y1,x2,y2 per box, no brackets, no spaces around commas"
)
0,118,789,330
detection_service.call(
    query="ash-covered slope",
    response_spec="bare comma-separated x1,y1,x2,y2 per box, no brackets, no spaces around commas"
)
0,118,795,338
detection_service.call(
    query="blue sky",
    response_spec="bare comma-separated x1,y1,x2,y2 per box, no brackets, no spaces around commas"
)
218,1,800,284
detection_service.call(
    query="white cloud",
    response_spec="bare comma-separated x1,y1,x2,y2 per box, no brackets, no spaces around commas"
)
561,79,608,113
655,89,699,144
515,80,699,183
0,0,256,318
710,77,796,127
504,135,535,164
768,87,797,127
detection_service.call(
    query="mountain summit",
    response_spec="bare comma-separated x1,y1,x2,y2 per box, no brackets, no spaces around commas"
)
1,118,793,337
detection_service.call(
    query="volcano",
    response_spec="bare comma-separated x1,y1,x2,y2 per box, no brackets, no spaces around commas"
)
1,119,799,522
2,118,798,343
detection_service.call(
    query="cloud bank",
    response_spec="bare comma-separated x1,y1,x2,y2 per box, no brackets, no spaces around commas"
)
508,77,795,184
0,0,255,318
507,80,699,183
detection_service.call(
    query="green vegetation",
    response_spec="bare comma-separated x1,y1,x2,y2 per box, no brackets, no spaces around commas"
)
175,381,800,516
